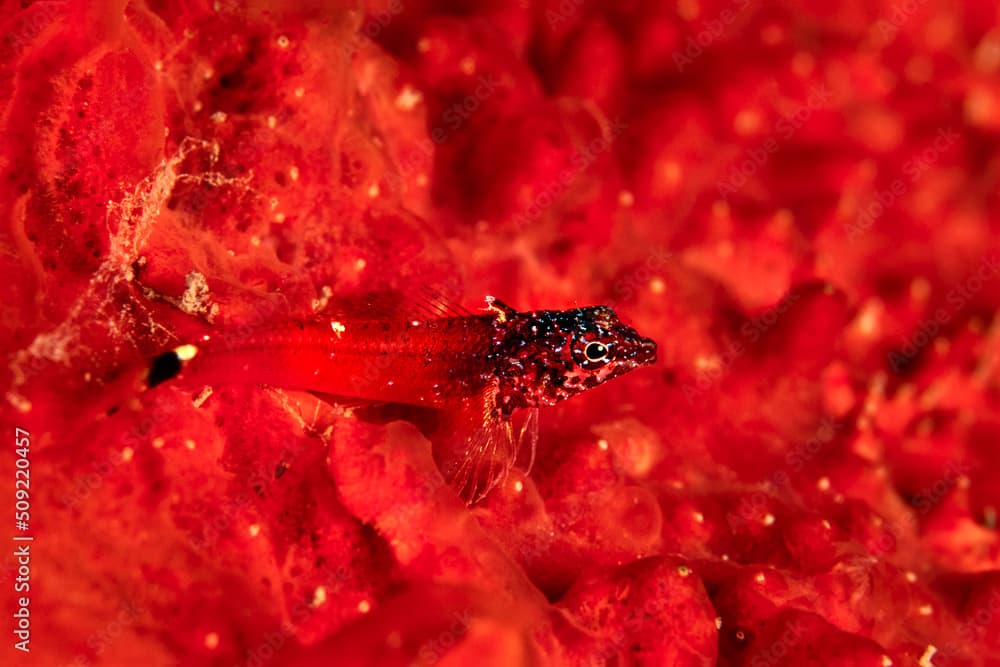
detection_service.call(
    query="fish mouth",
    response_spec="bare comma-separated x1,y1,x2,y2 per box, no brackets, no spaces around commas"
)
636,337,658,365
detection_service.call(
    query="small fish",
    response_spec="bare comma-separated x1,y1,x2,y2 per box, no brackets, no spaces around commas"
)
145,295,657,501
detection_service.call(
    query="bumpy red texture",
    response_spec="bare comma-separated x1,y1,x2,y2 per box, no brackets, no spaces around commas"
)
2,1,1000,665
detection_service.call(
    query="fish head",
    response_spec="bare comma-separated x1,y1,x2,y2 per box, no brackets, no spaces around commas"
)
492,304,657,412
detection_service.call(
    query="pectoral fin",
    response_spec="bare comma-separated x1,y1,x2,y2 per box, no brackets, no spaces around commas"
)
432,387,518,503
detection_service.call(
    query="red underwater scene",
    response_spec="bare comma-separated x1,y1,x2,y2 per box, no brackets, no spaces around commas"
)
3,1,1000,665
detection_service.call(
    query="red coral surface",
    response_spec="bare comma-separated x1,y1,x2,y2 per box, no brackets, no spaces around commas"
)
2,1,1000,665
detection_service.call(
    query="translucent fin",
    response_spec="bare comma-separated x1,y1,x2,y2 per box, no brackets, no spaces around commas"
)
316,285,471,323
412,284,474,318
518,407,540,476
308,391,389,413
433,387,517,503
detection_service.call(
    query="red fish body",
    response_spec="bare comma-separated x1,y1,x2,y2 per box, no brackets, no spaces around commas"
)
160,315,499,409
145,297,657,500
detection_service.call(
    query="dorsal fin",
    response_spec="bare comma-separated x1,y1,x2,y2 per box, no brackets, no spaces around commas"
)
314,285,472,323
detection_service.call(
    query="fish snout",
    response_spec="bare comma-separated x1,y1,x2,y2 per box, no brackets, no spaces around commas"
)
636,337,658,365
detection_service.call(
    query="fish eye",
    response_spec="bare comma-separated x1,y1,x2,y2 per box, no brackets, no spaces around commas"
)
571,331,612,369
584,342,608,362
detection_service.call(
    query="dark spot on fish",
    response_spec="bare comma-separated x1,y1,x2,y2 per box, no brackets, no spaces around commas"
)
148,351,182,388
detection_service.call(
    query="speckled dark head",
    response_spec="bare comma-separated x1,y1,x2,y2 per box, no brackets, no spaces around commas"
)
487,299,657,413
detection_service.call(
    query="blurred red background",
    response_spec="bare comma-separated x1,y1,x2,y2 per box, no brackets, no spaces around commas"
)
2,0,1000,665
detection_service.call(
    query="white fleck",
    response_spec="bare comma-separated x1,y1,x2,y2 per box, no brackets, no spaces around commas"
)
918,645,937,667
330,320,346,337
178,271,214,320
174,344,199,361
763,513,776,526
395,85,423,111
694,354,721,371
